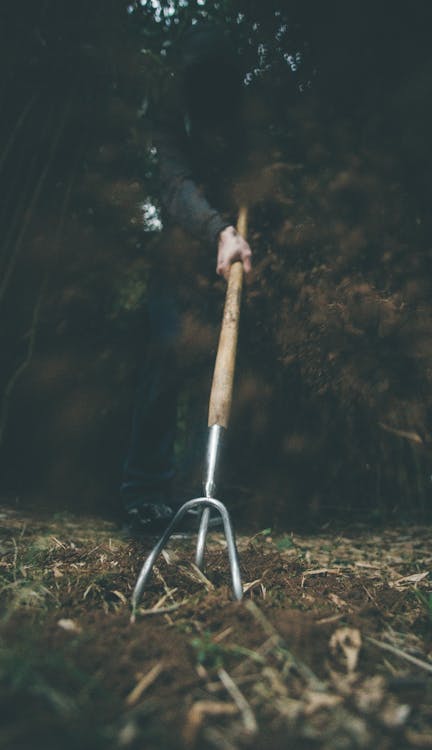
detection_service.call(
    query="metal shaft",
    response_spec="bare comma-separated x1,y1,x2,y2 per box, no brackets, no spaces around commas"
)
204,424,225,498
196,425,225,569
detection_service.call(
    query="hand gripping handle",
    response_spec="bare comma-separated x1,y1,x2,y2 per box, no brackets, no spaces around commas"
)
208,206,248,429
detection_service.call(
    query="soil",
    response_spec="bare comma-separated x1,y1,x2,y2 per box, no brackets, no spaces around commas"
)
0,505,431,750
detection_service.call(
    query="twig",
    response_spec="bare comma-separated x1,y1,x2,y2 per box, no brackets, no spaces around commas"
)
183,701,238,747
0,158,76,447
244,601,278,639
11,537,19,582
131,600,186,621
217,667,258,735
205,674,263,694
242,578,262,594
316,613,347,625
245,601,325,690
187,563,215,591
153,567,177,601
125,662,164,706
379,422,423,444
0,92,39,173
153,587,178,609
0,273,47,447
367,636,432,675
0,157,36,271
232,635,277,676
213,626,234,643
0,99,71,305
361,583,379,608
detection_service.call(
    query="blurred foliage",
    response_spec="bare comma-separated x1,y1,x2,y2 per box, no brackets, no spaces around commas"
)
0,1,432,521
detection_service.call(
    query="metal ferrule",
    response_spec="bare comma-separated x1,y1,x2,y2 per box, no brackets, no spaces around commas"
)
203,424,225,498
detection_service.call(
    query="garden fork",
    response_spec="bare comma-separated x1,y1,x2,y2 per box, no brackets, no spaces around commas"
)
132,207,248,611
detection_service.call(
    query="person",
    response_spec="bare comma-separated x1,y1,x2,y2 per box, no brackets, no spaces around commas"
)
122,24,253,533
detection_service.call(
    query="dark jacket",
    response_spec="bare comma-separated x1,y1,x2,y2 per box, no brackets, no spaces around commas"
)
155,124,232,247
150,59,246,247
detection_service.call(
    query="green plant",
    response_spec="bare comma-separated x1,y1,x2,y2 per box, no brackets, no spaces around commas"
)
413,589,432,622
276,535,294,551
190,631,225,668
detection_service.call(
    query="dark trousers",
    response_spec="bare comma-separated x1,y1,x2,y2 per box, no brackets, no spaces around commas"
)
121,273,180,511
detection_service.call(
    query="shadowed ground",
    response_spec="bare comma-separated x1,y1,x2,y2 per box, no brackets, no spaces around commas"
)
0,506,431,749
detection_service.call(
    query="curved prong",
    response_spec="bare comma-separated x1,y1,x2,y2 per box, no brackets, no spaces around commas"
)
194,498,243,601
131,497,243,610
132,498,201,610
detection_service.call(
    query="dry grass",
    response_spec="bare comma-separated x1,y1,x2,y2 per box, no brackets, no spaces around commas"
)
0,506,431,749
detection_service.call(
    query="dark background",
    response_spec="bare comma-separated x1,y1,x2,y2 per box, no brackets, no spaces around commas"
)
1,1,432,526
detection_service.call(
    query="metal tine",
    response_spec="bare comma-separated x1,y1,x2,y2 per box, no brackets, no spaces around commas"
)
132,497,243,611
195,506,210,570
197,424,224,571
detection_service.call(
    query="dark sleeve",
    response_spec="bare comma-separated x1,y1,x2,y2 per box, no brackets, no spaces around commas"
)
154,128,230,246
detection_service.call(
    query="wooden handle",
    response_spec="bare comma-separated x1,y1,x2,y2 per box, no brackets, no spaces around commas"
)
208,206,248,428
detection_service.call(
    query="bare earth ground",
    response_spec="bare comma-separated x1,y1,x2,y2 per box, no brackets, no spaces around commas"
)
0,506,431,750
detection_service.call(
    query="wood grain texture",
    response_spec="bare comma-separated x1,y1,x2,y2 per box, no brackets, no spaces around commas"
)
208,207,248,428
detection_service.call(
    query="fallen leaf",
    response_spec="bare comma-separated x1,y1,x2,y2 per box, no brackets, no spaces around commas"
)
328,592,349,609
330,627,362,673
83,583,95,599
183,701,238,747
111,590,127,604
394,572,429,587
303,567,343,577
354,675,385,713
57,618,82,634
380,699,411,728
303,690,343,715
